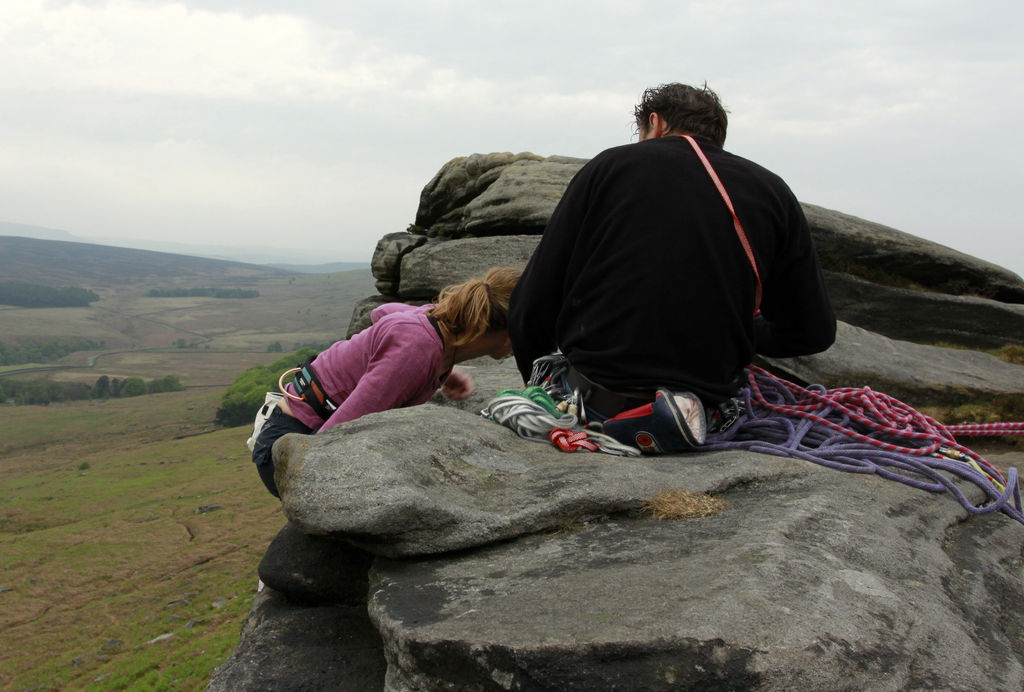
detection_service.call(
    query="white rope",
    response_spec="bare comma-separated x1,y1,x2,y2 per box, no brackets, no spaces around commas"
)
483,394,642,457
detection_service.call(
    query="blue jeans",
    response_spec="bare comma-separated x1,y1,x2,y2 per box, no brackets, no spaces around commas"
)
251,407,314,497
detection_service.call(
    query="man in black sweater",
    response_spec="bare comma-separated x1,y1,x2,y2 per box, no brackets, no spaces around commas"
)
508,83,836,451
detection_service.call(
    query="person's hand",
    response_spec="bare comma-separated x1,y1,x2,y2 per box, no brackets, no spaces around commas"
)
442,368,475,400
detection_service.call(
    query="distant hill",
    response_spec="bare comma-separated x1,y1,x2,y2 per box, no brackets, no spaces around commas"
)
0,221,371,267
268,261,371,274
0,221,78,242
0,235,287,288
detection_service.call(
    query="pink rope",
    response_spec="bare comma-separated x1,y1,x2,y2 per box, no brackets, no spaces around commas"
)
947,421,1024,437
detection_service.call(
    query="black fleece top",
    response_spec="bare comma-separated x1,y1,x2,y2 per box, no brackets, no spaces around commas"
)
509,135,836,404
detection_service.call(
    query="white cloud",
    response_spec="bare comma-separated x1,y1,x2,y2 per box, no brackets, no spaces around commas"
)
0,0,1020,275
1,1,431,102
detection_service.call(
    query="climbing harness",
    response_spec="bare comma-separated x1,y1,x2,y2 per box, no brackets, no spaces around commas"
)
245,391,284,452
703,365,1024,526
278,356,339,421
524,353,584,417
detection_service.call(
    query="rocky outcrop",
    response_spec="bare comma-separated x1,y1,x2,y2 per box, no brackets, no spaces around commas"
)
368,459,1024,692
209,366,1024,690
394,235,541,300
209,330,1024,691
415,153,587,238
803,203,1024,303
824,272,1024,349
209,152,1024,691
205,587,385,692
371,232,429,295
763,321,1024,407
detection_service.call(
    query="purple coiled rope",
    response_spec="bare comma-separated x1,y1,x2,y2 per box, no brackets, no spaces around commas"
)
703,368,1024,526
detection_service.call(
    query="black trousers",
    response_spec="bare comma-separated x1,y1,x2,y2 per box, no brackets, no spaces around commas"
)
251,407,314,497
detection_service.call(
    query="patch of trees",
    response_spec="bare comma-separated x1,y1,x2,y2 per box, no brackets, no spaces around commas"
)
0,282,99,307
267,340,329,353
1,374,184,405
216,348,318,427
0,338,106,366
147,287,260,299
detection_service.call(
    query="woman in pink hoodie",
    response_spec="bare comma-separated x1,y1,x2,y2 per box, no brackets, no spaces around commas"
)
252,267,520,497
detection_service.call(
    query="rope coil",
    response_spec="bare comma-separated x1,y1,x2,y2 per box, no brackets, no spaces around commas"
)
482,391,641,457
705,366,1024,525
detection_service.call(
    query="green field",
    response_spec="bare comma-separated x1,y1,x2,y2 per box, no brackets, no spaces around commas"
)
0,392,285,691
0,245,376,690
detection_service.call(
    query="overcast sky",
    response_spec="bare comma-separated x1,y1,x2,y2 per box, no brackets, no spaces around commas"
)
1,0,1022,276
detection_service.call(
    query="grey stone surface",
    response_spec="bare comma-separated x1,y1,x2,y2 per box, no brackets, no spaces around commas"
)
274,404,774,558
427,356,521,413
764,321,1024,407
205,586,386,692
416,152,534,233
415,153,585,238
456,156,588,237
803,202,1024,302
370,232,430,294
824,271,1024,349
368,457,1024,691
397,235,539,299
258,522,373,606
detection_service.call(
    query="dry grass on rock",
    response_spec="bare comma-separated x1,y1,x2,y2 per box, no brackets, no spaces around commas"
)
641,488,725,521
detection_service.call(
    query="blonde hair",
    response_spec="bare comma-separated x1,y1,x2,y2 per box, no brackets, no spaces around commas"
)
428,267,521,348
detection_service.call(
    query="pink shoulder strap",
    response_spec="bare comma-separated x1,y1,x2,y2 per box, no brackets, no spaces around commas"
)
680,135,763,314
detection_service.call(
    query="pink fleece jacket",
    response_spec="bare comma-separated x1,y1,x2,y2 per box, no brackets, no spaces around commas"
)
285,303,446,432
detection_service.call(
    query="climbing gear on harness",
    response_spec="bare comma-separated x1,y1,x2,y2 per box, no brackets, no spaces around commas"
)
278,356,339,421
708,396,744,434
526,353,580,413
563,364,655,421
246,391,284,452
522,352,713,454
595,389,707,454
681,134,763,315
704,365,1024,526
527,352,658,423
482,387,641,457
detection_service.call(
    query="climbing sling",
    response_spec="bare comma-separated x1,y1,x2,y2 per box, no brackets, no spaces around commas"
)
680,134,763,314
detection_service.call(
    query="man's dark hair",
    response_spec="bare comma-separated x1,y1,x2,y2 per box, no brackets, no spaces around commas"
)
634,83,728,146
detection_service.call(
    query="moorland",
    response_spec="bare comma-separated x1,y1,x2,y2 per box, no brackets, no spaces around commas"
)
0,236,374,691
